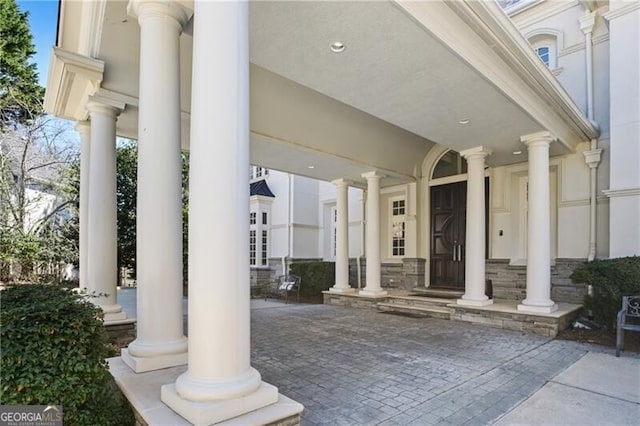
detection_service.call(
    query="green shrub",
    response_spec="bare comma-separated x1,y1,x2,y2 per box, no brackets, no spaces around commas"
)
1,284,134,425
571,256,640,330
290,261,335,296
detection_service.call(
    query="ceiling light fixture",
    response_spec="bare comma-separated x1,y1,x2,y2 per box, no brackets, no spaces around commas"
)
513,150,522,155
330,42,345,53
308,165,315,169
458,119,470,125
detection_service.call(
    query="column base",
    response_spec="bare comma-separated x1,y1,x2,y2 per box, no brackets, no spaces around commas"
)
329,286,355,294
161,381,279,425
456,297,493,307
359,288,388,298
517,303,558,313
121,348,187,373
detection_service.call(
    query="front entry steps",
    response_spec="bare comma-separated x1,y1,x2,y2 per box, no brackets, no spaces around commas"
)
377,291,460,320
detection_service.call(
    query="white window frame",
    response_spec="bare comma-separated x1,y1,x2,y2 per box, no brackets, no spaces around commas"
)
389,196,406,258
249,230,257,266
249,165,269,181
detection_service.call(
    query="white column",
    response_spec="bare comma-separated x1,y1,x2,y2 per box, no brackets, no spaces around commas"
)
330,179,354,293
360,171,387,298
518,131,557,313
86,96,127,322
76,121,91,290
457,147,492,307
122,0,189,373
161,2,279,424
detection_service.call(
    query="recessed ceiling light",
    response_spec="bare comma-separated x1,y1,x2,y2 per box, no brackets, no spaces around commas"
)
513,150,522,155
458,119,470,125
308,165,315,169
330,42,345,53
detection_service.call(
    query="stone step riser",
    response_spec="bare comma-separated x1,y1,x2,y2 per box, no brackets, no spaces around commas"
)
384,297,452,309
377,303,452,320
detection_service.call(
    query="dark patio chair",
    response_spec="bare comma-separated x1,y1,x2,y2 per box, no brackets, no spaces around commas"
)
266,274,301,304
616,295,640,357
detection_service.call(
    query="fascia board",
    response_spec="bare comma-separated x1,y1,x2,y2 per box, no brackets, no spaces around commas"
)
394,0,599,153
44,47,104,121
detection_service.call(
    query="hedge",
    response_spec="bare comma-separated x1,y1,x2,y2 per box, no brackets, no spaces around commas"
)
571,256,640,330
0,284,134,425
289,261,335,297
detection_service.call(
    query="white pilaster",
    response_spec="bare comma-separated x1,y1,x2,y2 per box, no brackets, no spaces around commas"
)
457,147,492,307
360,171,387,298
122,0,190,373
330,179,354,293
75,121,91,291
518,132,558,313
161,2,279,424
86,95,127,322
603,2,640,257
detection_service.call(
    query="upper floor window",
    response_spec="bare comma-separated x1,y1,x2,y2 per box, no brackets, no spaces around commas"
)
433,150,467,179
535,46,550,67
527,31,560,70
250,212,256,225
250,166,269,180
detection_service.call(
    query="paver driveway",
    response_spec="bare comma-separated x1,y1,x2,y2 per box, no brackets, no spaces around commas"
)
250,304,593,426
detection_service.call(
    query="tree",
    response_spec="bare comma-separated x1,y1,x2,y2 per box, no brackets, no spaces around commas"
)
113,142,190,288
116,140,137,282
0,116,79,280
0,0,44,127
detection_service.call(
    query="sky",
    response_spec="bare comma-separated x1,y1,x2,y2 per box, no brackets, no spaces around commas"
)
17,0,59,87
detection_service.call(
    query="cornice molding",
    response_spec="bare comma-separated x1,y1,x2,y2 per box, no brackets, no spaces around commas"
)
394,0,599,154
603,2,640,21
511,0,580,28
78,0,106,57
44,47,104,121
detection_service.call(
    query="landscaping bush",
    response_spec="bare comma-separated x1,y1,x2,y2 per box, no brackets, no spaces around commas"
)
1,284,134,425
290,261,335,297
571,256,640,330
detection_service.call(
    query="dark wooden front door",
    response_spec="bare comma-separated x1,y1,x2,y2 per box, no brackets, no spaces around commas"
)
430,182,467,289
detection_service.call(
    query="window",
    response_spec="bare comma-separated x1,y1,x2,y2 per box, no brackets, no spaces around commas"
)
433,150,467,179
390,198,406,257
261,230,268,266
535,46,550,67
249,166,269,180
262,212,268,225
330,206,338,259
250,212,256,225
527,32,560,69
249,230,256,265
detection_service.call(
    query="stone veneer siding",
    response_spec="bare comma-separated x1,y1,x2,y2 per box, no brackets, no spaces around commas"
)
105,321,136,349
486,258,588,304
381,258,426,290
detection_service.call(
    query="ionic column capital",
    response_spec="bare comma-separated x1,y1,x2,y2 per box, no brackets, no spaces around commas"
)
520,131,556,148
86,94,125,119
127,0,193,30
459,146,492,160
75,120,91,134
331,178,353,187
361,171,385,181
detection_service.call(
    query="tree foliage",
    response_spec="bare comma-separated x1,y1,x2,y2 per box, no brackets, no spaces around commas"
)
0,117,79,281
1,284,135,425
116,141,137,280
0,0,44,127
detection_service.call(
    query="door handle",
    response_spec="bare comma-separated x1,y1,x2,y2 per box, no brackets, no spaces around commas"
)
458,244,463,262
452,242,457,261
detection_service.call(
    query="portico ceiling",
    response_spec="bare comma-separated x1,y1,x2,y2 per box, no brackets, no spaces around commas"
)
47,0,598,187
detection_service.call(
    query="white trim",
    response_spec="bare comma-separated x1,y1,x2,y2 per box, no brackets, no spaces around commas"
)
602,188,640,198
603,2,640,21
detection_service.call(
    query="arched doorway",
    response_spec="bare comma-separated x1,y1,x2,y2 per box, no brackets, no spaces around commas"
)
428,151,488,290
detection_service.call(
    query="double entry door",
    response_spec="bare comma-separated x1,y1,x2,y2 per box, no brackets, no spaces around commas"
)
430,179,489,290
430,182,466,289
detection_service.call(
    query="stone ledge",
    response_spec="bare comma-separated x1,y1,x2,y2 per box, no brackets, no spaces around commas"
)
108,357,303,426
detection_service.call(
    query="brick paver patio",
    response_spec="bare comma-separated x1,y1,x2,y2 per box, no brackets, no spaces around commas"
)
250,303,598,426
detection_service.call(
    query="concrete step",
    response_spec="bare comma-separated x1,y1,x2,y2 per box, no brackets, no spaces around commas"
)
377,302,451,320
410,288,464,299
384,295,453,308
